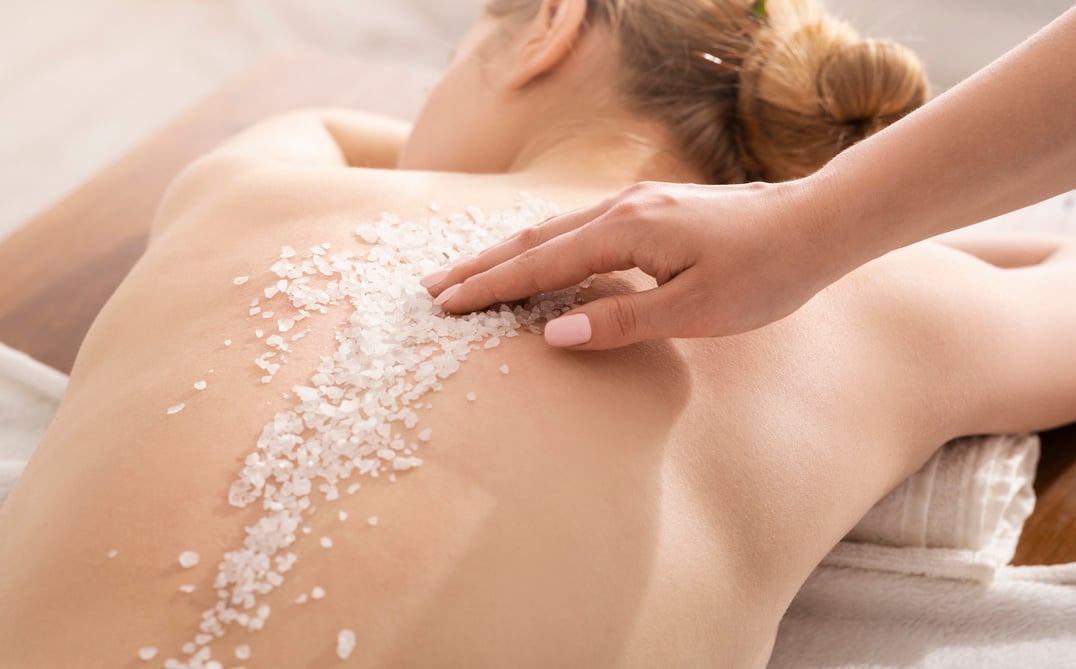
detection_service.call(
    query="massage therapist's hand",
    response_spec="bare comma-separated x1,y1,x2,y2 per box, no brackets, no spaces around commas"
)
421,180,842,350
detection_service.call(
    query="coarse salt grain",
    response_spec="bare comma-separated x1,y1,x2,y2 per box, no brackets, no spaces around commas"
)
224,339,232,346
320,537,333,548
417,428,432,442
179,584,196,593
339,511,348,521
138,647,158,661
337,629,356,660
178,551,199,568
234,644,251,660
167,403,185,416
367,516,379,527
500,363,510,374
233,276,249,285
311,586,326,600
466,391,477,401
108,549,118,558
194,380,207,391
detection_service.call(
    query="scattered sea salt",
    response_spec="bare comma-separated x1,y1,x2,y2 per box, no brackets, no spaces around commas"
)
295,593,308,604
337,629,356,660
233,276,249,285
108,549,118,559
167,403,185,416
500,363,510,374
234,644,251,660
178,551,199,568
281,246,297,259
138,647,158,661
320,537,333,548
255,329,264,339
339,511,348,521
194,380,207,391
166,197,592,666
224,339,232,346
347,483,361,495
466,391,477,401
179,584,196,593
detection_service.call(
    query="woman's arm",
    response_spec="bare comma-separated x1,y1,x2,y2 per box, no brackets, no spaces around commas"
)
209,107,411,168
813,6,1076,273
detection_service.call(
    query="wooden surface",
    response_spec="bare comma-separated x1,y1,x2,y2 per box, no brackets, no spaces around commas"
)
0,51,1072,565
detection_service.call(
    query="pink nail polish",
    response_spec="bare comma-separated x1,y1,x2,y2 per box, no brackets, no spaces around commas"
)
544,313,591,347
420,269,450,288
434,283,461,307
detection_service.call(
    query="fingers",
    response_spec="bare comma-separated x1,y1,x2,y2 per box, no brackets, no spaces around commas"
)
543,275,701,350
431,210,644,314
421,200,613,299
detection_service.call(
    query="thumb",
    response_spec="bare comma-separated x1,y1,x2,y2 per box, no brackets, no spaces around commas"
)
543,282,694,350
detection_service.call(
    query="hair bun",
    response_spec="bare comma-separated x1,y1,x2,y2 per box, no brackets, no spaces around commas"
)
738,18,928,182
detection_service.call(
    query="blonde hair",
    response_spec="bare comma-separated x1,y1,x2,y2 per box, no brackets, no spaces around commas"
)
487,0,928,183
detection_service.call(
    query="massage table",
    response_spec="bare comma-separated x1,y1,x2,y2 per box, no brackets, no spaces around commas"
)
0,51,1072,567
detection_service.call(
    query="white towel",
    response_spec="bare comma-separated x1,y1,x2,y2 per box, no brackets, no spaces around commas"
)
769,562,1076,669
0,342,67,507
837,433,1040,582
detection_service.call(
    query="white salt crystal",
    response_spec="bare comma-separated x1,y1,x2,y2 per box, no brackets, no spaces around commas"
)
417,428,432,442
281,245,297,258
278,318,295,333
367,516,378,527
167,403,185,416
483,336,501,349
347,483,361,495
107,549,118,558
295,593,309,604
255,329,264,338
179,584,195,593
262,311,275,319
233,276,249,285
234,644,251,660
338,511,348,521
224,339,232,346
193,380,207,391
337,629,356,660
138,647,158,661
178,551,199,568
320,537,333,548
500,363,510,374
249,307,261,316
257,603,271,620
311,586,326,600
466,391,477,401
195,634,212,645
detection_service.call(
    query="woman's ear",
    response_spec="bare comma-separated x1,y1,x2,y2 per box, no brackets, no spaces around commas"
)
506,0,588,90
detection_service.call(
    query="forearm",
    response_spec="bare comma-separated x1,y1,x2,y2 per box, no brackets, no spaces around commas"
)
803,7,1076,276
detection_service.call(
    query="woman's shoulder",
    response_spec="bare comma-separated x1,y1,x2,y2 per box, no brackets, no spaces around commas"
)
148,155,432,243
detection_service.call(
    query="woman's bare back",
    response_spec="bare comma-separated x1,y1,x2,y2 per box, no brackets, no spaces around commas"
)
1,156,1070,668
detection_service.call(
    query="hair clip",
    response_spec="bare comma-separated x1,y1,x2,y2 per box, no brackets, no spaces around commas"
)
692,50,742,73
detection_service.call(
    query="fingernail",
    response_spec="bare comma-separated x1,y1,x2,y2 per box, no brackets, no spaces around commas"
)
544,313,592,347
420,255,473,288
434,283,461,307
420,269,450,288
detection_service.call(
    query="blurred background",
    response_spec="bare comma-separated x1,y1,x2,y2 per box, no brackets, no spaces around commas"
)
0,0,1070,241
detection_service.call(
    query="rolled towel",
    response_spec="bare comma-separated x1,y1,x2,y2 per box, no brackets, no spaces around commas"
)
0,342,67,507
833,433,1039,580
